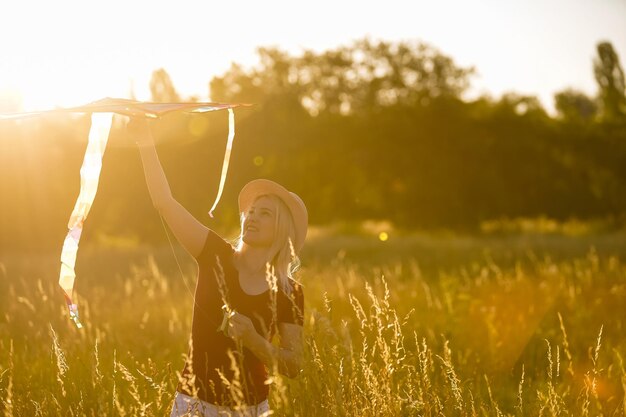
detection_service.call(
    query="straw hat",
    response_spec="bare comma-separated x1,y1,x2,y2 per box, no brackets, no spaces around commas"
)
238,179,308,253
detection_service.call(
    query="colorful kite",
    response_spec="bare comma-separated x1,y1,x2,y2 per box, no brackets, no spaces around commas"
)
1,98,248,328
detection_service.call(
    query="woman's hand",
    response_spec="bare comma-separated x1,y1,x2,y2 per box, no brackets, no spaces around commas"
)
126,116,154,146
226,312,258,346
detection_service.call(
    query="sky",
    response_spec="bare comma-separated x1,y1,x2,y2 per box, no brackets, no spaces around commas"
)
1,0,625,114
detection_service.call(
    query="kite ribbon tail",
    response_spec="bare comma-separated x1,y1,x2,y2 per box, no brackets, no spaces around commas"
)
64,293,83,329
58,112,113,328
208,108,236,218
60,226,84,329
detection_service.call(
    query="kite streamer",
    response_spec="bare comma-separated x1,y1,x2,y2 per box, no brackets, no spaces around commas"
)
209,108,235,217
60,113,113,328
2,98,247,327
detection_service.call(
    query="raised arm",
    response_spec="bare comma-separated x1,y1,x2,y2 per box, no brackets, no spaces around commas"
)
128,117,208,258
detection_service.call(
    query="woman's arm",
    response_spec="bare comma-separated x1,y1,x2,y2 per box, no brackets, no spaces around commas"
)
227,313,303,378
129,118,208,258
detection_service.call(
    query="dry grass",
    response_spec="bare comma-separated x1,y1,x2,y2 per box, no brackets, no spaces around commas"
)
0,231,625,416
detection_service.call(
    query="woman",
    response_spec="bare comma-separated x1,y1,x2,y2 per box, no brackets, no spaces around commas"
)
129,118,306,417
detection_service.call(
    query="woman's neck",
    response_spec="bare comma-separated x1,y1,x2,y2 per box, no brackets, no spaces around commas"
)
235,243,272,275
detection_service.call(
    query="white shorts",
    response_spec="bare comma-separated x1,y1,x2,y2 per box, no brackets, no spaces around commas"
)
169,392,271,417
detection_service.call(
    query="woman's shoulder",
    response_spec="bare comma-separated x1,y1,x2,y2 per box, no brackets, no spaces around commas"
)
283,276,303,291
277,277,305,325
281,278,304,303
195,229,236,265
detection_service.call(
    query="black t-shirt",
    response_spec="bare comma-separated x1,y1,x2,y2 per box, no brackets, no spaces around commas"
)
177,230,304,406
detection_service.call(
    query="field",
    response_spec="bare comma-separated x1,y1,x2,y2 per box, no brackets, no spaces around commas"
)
1,225,625,416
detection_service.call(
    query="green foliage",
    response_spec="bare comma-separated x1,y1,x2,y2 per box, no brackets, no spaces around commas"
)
210,39,475,115
2,39,626,252
554,89,597,123
594,42,626,122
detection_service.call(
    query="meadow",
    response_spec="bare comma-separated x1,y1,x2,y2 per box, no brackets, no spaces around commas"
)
1,223,625,416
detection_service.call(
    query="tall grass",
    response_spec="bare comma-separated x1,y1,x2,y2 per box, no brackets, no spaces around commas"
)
0,233,625,416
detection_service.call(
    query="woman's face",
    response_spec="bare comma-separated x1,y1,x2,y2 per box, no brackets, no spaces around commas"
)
242,196,276,248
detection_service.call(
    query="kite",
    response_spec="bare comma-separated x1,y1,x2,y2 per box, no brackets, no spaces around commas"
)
1,98,249,328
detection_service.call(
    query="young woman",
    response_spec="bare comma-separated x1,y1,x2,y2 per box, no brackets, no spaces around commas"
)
128,118,307,417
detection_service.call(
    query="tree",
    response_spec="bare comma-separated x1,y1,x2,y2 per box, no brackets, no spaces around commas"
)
297,39,475,115
149,68,180,102
554,88,597,123
594,41,626,121
209,38,475,117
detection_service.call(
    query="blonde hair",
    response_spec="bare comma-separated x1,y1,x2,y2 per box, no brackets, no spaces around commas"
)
235,194,301,293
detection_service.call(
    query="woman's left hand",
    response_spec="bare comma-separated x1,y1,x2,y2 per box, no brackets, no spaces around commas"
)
227,312,257,346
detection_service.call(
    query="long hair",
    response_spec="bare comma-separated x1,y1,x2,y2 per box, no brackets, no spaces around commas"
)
234,194,301,293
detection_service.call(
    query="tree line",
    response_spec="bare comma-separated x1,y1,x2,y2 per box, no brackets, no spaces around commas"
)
1,38,625,250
